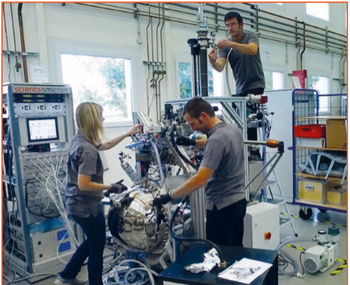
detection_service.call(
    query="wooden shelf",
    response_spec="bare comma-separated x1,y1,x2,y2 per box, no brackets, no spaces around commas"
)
295,116,346,120
295,199,347,212
295,146,347,151
296,172,346,185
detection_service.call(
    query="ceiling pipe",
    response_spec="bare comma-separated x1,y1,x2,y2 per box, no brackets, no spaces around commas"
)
300,22,306,70
72,3,346,56
18,3,28,82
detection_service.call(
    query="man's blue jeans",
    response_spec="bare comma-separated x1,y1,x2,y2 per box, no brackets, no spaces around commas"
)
60,212,106,285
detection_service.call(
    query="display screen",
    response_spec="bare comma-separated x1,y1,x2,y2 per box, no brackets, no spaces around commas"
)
26,117,59,142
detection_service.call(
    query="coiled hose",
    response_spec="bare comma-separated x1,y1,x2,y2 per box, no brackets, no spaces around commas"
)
276,237,316,276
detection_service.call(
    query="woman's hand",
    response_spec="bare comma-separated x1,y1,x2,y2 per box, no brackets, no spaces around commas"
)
125,124,142,136
98,124,143,151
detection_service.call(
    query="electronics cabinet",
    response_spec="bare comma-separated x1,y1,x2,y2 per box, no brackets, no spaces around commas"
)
292,89,347,219
2,83,77,281
243,202,280,250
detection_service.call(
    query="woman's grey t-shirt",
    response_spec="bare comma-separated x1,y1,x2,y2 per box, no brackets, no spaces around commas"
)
65,131,104,218
200,121,246,210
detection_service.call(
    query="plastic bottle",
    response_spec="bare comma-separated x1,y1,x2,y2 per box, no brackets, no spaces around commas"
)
120,160,138,182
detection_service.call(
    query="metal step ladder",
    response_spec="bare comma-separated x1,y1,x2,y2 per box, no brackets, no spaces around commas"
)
251,102,298,236
265,153,298,237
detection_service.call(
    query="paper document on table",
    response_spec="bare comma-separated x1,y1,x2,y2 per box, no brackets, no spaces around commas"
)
218,258,272,284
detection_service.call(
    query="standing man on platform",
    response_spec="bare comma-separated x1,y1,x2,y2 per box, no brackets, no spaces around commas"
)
209,11,265,158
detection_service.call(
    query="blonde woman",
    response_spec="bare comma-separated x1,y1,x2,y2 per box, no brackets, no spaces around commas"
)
55,102,141,285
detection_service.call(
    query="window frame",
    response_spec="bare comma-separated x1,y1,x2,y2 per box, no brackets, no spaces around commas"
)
174,57,223,98
264,70,284,91
52,39,138,128
308,75,330,115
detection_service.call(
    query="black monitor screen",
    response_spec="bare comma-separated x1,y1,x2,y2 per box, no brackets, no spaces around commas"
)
26,117,59,143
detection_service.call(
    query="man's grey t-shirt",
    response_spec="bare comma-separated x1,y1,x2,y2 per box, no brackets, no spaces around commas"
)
200,122,246,210
65,131,104,218
218,30,265,95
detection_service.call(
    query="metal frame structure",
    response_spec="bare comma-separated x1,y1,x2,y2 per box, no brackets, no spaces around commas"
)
292,89,347,215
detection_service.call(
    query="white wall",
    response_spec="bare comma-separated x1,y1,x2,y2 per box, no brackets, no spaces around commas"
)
2,2,347,185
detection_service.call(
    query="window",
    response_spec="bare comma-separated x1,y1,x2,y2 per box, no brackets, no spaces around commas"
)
308,75,330,113
61,54,133,125
306,3,329,21
178,62,217,98
179,62,192,99
264,71,283,91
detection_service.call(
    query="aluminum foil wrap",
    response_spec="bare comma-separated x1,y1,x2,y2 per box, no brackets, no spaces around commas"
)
185,248,221,273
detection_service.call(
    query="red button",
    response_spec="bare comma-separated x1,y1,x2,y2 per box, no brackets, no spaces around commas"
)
264,232,272,240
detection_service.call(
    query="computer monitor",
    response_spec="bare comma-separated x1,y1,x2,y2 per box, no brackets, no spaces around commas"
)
26,117,59,143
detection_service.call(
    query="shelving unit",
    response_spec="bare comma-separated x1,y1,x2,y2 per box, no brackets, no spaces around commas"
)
292,90,347,219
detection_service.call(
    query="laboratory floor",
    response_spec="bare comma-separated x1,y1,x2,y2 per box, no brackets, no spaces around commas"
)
3,203,348,285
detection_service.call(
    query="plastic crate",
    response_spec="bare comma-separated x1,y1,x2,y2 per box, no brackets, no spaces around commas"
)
294,124,326,138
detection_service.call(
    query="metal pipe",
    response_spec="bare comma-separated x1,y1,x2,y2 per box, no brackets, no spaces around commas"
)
203,2,253,15
249,19,345,48
188,38,200,97
77,2,346,46
9,3,19,78
158,4,166,99
155,4,161,120
3,3,11,81
73,3,345,56
199,48,208,97
122,2,347,42
251,4,346,37
191,53,198,96
18,3,28,82
171,2,252,24
145,6,151,116
150,140,165,185
300,22,306,70
77,2,345,44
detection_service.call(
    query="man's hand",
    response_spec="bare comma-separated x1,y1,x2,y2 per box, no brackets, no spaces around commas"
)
217,38,232,49
104,180,128,197
109,179,128,193
176,136,196,146
208,48,218,64
152,194,172,208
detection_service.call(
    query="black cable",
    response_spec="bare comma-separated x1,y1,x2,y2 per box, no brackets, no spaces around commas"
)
5,125,15,201
168,196,225,264
299,251,305,275
169,125,198,170
25,181,60,218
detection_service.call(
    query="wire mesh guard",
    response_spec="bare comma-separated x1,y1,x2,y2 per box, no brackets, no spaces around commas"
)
293,90,347,209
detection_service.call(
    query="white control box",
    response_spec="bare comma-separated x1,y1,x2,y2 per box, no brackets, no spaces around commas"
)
243,202,280,250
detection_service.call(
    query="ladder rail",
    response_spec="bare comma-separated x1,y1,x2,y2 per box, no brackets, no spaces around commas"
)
266,152,298,237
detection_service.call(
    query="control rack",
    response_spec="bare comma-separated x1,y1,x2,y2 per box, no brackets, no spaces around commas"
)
2,83,77,281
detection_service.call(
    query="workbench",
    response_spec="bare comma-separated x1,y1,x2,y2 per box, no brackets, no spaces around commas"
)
159,243,278,285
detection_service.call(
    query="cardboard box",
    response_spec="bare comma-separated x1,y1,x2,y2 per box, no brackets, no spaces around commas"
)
326,186,347,206
326,119,347,149
297,179,325,203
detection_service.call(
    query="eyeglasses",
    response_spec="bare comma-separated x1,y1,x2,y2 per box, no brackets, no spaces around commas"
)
226,21,239,28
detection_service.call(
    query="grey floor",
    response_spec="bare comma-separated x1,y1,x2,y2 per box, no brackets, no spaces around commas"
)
3,203,347,285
